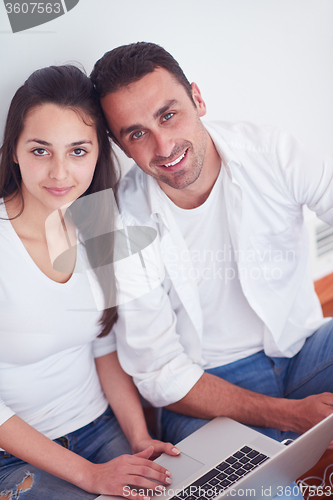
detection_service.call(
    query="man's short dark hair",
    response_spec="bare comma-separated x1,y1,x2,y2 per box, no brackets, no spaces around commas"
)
90,42,194,103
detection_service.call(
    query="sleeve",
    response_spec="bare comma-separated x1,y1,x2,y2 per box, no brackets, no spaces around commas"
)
0,398,15,427
275,130,333,225
114,284,204,408
92,330,116,358
114,171,203,407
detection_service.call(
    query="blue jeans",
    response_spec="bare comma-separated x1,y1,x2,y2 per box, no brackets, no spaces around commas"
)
162,319,333,499
0,406,132,499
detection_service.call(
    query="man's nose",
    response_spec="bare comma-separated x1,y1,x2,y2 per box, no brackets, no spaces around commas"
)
152,131,175,160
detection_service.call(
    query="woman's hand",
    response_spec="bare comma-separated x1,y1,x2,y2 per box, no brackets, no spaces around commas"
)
82,446,173,499
132,437,180,460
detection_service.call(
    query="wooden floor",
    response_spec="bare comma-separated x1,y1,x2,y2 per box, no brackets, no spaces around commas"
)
314,273,333,317
296,273,333,495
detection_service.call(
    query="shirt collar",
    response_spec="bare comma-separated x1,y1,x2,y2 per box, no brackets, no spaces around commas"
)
203,121,242,177
144,174,171,229
143,121,242,228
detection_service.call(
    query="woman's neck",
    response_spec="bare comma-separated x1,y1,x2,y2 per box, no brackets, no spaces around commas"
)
5,192,49,241
5,191,77,283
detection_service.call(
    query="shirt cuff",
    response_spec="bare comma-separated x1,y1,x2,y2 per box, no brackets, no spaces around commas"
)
92,331,116,358
137,357,204,407
0,400,15,427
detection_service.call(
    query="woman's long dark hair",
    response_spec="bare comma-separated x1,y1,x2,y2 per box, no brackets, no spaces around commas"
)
0,65,119,337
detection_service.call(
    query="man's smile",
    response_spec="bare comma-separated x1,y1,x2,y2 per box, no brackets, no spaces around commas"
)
154,148,189,172
164,149,187,167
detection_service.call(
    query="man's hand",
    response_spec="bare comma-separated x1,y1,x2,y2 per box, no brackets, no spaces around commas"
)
81,446,173,499
286,393,333,434
166,372,333,437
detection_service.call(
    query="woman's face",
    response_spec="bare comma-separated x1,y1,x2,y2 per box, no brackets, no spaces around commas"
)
15,103,99,215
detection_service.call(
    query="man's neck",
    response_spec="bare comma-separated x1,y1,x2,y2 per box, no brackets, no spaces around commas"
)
159,134,221,209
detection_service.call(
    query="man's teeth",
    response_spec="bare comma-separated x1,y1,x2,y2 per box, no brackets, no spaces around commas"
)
164,151,186,167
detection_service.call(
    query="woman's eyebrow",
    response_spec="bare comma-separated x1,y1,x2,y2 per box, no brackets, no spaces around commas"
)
26,138,51,146
26,139,92,147
66,140,93,147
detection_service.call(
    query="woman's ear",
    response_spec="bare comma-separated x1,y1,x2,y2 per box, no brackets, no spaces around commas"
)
191,82,207,118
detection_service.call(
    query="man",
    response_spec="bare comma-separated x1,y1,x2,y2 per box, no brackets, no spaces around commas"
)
90,42,333,453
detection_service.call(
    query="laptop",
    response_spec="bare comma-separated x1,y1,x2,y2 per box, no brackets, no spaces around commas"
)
96,413,333,500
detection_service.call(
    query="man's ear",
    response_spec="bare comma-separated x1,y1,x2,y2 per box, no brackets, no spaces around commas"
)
191,82,207,118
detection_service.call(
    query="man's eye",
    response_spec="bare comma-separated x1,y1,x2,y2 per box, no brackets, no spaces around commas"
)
163,112,174,121
132,131,144,140
32,148,48,156
71,148,86,156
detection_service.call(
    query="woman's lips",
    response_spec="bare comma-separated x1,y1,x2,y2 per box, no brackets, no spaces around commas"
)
44,187,73,196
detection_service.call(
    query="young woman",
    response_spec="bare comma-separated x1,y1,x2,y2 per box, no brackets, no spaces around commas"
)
0,65,178,500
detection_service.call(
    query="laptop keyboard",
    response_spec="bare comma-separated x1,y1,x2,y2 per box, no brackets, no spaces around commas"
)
171,446,269,499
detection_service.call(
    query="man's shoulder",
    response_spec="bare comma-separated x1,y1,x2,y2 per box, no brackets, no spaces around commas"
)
117,165,152,224
204,120,280,154
119,164,144,194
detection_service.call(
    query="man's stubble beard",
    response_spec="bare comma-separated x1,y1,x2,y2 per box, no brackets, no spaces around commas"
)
154,126,207,191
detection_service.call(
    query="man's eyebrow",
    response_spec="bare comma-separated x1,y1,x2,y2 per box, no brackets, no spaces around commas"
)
119,99,178,138
26,139,92,147
119,124,144,138
153,99,177,120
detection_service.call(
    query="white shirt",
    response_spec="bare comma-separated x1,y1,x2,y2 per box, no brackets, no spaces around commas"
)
0,202,116,441
164,167,265,367
114,121,333,407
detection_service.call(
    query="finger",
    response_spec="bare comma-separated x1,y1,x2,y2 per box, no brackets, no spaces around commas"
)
147,441,180,458
130,456,172,478
127,475,170,493
115,455,171,483
135,446,154,460
128,464,172,485
161,442,180,456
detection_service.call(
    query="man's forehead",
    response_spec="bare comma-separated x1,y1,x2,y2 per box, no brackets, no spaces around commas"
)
104,67,187,105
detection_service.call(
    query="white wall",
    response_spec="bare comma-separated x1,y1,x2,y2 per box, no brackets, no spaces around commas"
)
1,0,332,161
1,0,332,278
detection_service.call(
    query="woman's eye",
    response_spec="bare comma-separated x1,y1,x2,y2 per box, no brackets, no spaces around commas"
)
71,148,86,156
32,148,48,156
131,130,144,140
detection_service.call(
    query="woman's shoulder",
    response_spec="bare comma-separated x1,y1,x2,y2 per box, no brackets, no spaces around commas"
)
0,198,6,214
0,199,20,251
0,199,11,230
0,198,13,224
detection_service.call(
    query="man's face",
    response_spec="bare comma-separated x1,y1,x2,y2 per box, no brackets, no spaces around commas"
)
101,68,209,192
